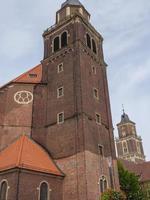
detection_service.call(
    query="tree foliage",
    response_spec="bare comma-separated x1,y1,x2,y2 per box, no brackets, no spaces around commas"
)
118,161,146,200
101,189,126,200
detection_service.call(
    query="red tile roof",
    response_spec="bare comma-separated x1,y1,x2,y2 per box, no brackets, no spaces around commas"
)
0,135,63,176
120,159,150,182
13,64,42,83
0,64,42,90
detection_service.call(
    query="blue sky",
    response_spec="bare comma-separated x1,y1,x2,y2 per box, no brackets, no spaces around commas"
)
0,0,150,160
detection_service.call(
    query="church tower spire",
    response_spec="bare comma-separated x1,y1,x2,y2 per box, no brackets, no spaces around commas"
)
116,111,145,163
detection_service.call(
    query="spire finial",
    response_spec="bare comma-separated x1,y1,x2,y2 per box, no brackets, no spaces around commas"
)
122,104,125,114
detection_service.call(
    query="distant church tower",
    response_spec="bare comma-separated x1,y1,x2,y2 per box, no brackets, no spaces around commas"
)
116,110,145,163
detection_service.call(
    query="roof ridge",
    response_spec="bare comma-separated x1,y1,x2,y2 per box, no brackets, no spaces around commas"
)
0,135,64,176
24,136,64,175
16,135,26,166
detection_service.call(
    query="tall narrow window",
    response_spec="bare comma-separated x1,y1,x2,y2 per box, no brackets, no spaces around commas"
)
122,141,128,154
96,113,101,125
61,32,67,48
92,39,97,54
57,87,64,98
57,63,64,73
100,179,103,193
137,141,141,154
99,176,108,193
93,88,99,99
40,182,49,200
104,179,107,191
54,36,60,52
0,181,8,200
66,7,71,16
98,145,104,156
92,66,96,74
57,13,60,23
86,33,91,49
109,166,114,189
57,112,64,124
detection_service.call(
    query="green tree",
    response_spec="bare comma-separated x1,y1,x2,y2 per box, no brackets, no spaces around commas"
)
101,189,126,200
118,161,146,200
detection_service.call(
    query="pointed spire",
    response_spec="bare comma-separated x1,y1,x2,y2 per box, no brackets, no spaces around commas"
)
117,106,135,125
122,104,125,114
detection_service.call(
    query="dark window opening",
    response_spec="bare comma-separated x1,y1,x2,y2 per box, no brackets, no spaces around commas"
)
94,88,99,99
99,176,108,194
98,145,104,156
54,36,60,52
104,179,107,191
58,63,63,73
86,33,91,49
40,182,48,200
0,181,7,200
96,114,101,124
109,166,114,189
61,32,67,48
92,39,97,54
92,66,96,74
58,112,64,124
57,87,64,98
29,74,37,78
100,179,103,193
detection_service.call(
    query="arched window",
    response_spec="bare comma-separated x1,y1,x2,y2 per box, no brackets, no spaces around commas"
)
61,32,68,48
92,39,97,54
86,33,91,49
54,36,60,52
122,141,128,154
99,176,108,193
0,181,8,200
40,182,49,200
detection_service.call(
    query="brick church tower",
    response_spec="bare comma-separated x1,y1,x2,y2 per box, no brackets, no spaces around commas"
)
116,110,145,163
0,0,119,199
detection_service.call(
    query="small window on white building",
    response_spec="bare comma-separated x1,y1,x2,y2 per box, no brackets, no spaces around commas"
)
96,113,101,125
57,112,64,124
57,87,64,98
57,63,64,73
93,88,99,100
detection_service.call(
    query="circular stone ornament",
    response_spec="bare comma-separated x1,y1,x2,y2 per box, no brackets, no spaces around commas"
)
14,91,33,105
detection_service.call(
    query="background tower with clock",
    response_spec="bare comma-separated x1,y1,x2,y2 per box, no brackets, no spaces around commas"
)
116,110,145,163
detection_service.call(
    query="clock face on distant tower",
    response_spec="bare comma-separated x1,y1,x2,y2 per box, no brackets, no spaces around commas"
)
14,91,33,105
